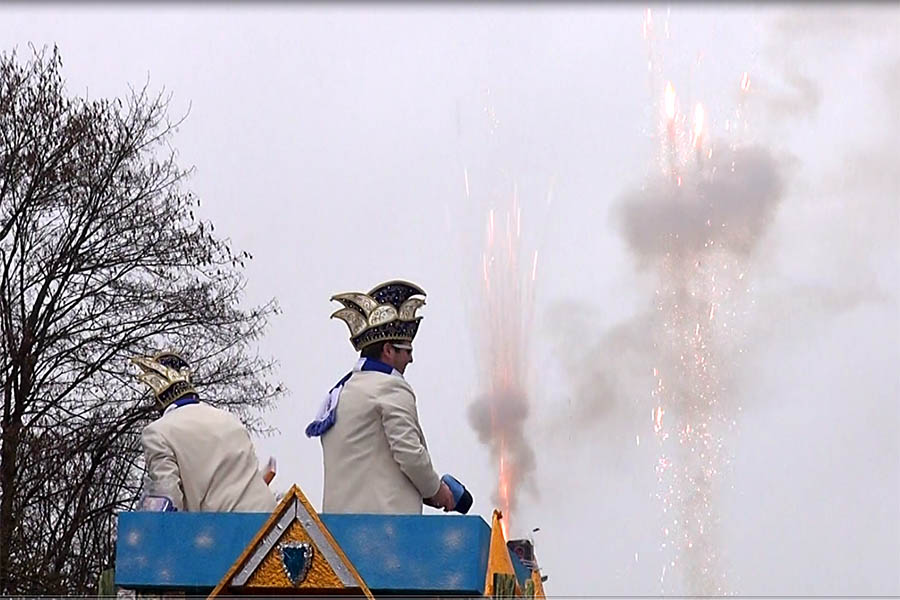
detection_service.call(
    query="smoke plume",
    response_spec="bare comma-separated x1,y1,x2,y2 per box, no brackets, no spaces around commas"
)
467,195,539,527
617,146,784,262
468,387,536,514
548,140,788,594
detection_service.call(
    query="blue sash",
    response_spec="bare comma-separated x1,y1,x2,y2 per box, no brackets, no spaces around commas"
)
161,394,200,416
305,358,398,437
172,395,200,408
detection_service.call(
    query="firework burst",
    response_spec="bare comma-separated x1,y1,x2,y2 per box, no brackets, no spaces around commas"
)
466,175,539,538
628,8,782,595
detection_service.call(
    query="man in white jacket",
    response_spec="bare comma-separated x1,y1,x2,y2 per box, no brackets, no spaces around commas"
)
135,352,276,513
307,280,454,514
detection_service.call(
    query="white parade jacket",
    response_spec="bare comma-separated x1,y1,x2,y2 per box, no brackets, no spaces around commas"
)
320,370,441,514
141,402,276,512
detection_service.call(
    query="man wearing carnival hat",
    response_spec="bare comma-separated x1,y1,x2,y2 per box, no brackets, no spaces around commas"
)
134,352,276,512
306,280,457,514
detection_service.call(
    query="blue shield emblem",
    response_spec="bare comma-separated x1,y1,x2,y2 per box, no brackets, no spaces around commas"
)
279,541,314,585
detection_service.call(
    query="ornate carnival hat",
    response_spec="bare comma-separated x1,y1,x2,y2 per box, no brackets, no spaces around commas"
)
131,351,197,409
331,280,426,351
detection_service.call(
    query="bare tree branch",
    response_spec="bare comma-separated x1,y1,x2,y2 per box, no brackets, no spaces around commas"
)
0,45,283,595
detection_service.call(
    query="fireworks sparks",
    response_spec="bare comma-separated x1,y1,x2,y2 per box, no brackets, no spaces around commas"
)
634,8,772,596
467,170,540,539
653,405,665,433
692,103,706,149
482,193,530,533
642,8,653,40
664,81,677,122
651,251,739,594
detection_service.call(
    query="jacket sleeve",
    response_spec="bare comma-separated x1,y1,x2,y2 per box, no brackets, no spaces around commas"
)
141,424,186,511
379,379,442,499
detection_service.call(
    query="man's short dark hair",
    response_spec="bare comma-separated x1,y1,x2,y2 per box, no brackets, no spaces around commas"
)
360,341,388,360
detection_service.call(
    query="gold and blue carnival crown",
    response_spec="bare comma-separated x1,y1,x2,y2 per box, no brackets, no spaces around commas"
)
331,280,426,351
131,351,196,408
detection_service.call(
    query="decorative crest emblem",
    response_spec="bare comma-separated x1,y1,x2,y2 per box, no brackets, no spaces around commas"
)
209,485,374,598
279,541,313,585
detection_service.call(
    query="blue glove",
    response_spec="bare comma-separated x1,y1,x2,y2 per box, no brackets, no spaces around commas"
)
441,474,473,514
140,495,177,512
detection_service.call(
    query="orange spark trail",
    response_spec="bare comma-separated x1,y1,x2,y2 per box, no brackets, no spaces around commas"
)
467,172,539,539
665,81,677,122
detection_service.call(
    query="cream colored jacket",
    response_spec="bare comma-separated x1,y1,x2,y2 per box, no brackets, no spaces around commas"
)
320,371,441,514
141,401,276,512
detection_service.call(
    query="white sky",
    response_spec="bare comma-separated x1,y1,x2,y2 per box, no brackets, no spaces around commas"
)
2,3,898,596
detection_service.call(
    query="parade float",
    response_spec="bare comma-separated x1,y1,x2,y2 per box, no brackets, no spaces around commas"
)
114,484,546,598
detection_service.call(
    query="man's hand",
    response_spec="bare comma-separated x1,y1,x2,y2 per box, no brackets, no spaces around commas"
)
262,456,276,485
428,481,455,512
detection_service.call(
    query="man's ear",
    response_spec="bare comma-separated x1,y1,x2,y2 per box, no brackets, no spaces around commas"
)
380,342,392,362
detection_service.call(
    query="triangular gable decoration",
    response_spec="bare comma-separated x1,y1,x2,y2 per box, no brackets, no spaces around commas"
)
526,567,547,599
483,509,521,598
208,484,373,598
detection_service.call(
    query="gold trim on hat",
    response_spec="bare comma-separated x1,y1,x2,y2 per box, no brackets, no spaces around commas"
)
131,352,195,407
329,308,367,337
330,280,426,351
331,293,379,316
398,297,425,321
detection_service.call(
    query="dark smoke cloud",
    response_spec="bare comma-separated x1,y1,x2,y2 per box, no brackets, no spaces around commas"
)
750,11,899,321
468,388,537,511
547,143,789,443
615,146,785,263
546,142,789,454
543,302,655,467
758,7,898,123
759,68,822,121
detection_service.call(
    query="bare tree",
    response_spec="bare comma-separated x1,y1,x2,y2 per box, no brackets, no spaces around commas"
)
0,46,283,595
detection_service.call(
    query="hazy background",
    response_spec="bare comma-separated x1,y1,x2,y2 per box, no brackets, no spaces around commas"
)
1,3,896,596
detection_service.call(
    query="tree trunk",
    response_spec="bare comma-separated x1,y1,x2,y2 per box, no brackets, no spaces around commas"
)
0,417,21,594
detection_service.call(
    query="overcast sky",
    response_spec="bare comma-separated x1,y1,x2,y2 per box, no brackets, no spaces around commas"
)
2,3,897,597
